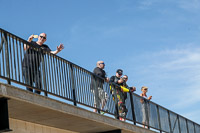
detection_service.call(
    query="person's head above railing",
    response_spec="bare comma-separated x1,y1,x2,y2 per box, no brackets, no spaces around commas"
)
24,33,64,55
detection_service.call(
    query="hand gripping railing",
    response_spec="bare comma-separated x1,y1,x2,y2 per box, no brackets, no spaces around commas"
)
0,28,200,133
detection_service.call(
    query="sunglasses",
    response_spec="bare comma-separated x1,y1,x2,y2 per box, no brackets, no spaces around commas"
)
99,63,105,65
144,89,148,90
40,36,46,39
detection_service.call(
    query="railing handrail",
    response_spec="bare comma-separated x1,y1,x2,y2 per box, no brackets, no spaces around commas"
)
0,28,199,133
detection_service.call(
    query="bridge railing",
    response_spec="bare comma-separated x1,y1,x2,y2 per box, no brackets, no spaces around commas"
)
0,28,200,133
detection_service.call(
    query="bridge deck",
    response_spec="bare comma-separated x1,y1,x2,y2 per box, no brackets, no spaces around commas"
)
0,83,156,133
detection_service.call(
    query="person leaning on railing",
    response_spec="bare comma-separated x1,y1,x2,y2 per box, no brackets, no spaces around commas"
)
140,86,152,128
92,61,109,114
109,69,125,120
22,33,64,94
119,75,136,121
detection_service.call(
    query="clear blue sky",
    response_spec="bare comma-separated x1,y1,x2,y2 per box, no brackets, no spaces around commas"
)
1,0,200,124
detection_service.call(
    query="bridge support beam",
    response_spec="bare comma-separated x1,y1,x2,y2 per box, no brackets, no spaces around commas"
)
0,98,11,132
98,129,121,133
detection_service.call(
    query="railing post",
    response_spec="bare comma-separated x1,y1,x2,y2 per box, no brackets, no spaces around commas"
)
156,105,162,133
186,119,189,133
167,110,172,133
41,53,48,96
177,115,181,133
70,64,77,106
144,99,150,129
193,123,196,133
129,92,136,125
3,31,11,84
112,84,119,120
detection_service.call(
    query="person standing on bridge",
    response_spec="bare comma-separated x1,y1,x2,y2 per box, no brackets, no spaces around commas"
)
119,75,136,121
22,33,64,94
92,61,109,113
140,86,152,128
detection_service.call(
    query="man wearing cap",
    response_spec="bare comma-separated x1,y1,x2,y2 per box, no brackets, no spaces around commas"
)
92,61,109,113
110,69,128,121
110,69,124,86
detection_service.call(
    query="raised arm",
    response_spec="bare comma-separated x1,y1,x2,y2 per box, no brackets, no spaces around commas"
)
50,43,64,54
24,35,34,50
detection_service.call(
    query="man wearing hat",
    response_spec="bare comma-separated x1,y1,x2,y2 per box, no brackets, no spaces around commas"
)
110,69,124,86
110,69,128,121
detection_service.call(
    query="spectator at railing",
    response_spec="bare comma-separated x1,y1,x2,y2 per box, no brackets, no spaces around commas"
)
110,69,125,120
91,61,109,113
117,75,136,121
22,33,64,94
140,86,152,128
121,75,136,103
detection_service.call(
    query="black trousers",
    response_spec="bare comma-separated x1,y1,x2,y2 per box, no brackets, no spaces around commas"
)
22,66,42,94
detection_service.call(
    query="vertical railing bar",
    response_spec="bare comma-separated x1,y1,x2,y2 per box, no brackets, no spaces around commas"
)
23,42,28,85
156,105,162,133
177,115,181,133
73,67,77,101
41,50,47,96
84,70,89,105
186,119,189,133
15,38,20,82
2,35,5,77
34,47,39,92
88,73,93,107
73,67,78,103
47,54,52,93
129,92,136,125
168,110,172,133
2,33,5,77
55,56,59,95
56,57,61,96
59,59,64,97
19,40,23,82
85,71,89,105
52,55,57,94
60,60,65,97
70,64,77,106
8,35,13,80
29,43,34,88
58,58,62,97
82,70,87,104
61,60,67,98
78,69,83,103
66,62,70,99
65,63,69,98
50,55,55,93
65,61,69,98
58,59,64,97
46,54,50,93
193,123,196,133
78,69,82,103
66,62,71,99
3,32,11,84
82,70,86,104
44,54,49,94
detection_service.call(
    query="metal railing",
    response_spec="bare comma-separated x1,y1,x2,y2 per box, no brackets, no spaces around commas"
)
0,28,200,133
